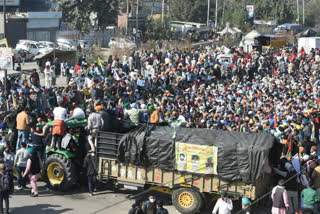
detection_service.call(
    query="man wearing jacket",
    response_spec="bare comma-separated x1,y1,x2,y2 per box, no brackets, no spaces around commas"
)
271,180,289,214
83,151,98,196
86,105,104,152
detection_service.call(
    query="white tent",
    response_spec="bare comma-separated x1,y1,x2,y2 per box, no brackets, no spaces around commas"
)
218,23,242,40
239,30,261,52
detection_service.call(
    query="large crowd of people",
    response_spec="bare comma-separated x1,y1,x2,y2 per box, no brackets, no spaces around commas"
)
0,44,319,213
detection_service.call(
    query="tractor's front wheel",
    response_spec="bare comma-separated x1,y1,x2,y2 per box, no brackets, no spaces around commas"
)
45,153,77,191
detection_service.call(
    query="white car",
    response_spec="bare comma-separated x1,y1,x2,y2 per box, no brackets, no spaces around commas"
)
57,39,76,50
15,40,50,56
16,40,35,50
38,41,55,50
108,37,137,49
13,49,35,62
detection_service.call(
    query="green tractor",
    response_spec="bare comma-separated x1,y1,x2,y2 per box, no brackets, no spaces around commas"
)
45,119,88,191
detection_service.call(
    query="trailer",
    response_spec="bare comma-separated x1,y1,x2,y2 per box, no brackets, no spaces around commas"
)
96,126,275,214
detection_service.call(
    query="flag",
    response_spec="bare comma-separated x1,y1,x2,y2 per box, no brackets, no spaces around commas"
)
286,134,293,160
311,123,315,142
113,69,120,81
97,57,103,68
85,77,92,88
274,114,277,129
12,94,17,110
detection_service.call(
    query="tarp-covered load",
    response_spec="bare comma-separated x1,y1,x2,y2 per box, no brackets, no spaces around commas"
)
117,125,275,183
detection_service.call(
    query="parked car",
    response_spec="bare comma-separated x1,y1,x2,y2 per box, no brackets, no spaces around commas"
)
77,40,92,49
108,37,137,49
273,23,303,34
15,40,50,56
38,41,55,50
57,39,76,50
15,40,34,50
13,49,35,62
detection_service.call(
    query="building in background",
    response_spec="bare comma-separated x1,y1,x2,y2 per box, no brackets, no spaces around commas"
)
27,12,62,42
0,11,62,46
0,12,27,46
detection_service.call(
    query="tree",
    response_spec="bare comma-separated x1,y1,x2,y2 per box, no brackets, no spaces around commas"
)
90,0,119,30
119,0,144,14
221,0,296,28
57,0,119,34
145,17,170,40
170,0,207,23
304,0,320,27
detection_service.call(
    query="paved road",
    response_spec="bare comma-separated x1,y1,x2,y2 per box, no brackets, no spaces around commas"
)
10,182,180,214
9,181,270,214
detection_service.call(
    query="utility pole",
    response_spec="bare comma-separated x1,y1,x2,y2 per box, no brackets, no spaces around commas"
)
302,0,305,25
222,0,225,26
296,0,299,23
151,0,154,18
3,0,6,95
136,0,139,31
161,0,165,25
126,0,129,34
207,0,210,26
167,0,170,18
3,0,6,38
215,0,218,32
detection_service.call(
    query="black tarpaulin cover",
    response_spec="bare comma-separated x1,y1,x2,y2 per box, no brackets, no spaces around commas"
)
117,125,274,183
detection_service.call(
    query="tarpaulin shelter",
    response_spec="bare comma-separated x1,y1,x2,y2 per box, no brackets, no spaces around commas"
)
300,29,317,37
117,125,275,183
218,23,242,40
35,49,76,73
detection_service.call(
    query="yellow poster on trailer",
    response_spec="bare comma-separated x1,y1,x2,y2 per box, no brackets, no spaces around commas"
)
175,142,218,174
0,39,8,48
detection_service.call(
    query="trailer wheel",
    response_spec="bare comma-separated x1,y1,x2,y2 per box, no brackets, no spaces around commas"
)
172,188,203,214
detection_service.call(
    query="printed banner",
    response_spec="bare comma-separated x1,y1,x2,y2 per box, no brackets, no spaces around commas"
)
0,48,12,69
246,5,254,20
0,39,8,48
176,142,218,174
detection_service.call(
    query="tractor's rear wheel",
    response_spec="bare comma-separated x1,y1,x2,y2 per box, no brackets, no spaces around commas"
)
45,153,77,191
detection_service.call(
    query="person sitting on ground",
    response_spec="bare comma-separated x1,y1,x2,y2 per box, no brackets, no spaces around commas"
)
212,191,233,214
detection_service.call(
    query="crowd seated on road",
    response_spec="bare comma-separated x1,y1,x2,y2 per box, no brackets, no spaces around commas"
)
0,45,319,212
